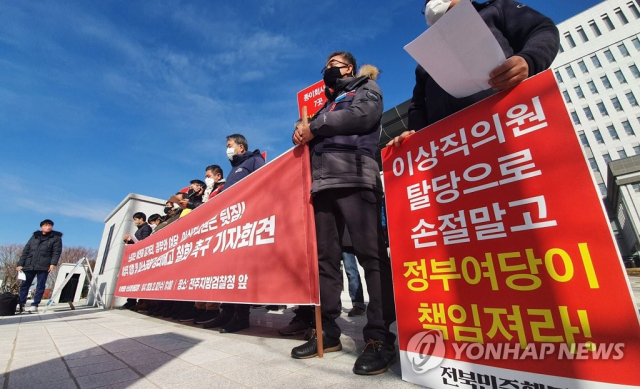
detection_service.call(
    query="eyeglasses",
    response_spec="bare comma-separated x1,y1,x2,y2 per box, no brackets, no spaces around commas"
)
320,60,350,75
421,0,429,15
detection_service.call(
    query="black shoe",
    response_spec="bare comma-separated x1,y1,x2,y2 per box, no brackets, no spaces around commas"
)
291,331,342,359
278,317,311,336
194,310,219,324
348,306,367,317
178,307,200,322
303,327,313,340
203,309,233,329
219,316,250,333
353,339,397,375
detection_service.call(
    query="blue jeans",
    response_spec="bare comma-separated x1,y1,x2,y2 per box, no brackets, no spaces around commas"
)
19,270,49,307
342,252,366,309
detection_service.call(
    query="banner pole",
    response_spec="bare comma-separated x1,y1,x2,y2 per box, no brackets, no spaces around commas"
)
302,106,308,127
315,305,323,358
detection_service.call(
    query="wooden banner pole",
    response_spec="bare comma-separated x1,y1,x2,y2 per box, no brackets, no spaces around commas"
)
315,305,323,358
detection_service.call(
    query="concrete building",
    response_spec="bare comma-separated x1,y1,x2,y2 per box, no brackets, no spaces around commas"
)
378,0,640,258
87,193,164,309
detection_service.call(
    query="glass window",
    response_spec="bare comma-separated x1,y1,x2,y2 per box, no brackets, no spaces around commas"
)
615,70,627,84
616,8,629,24
598,183,607,196
619,43,630,57
590,20,602,36
571,110,581,125
574,86,585,99
559,43,564,54
634,145,640,155
566,65,576,78
608,125,620,139
99,225,115,275
555,70,563,83
601,75,612,89
585,107,595,121
623,120,635,135
612,96,623,111
577,27,589,43
594,129,604,143
591,55,602,68
579,132,589,146
603,152,612,164
630,64,640,78
627,92,639,106
565,33,576,48
563,90,572,103
587,80,598,94
633,183,640,192
629,2,640,18
633,37,640,50
597,102,609,116
602,14,615,30
578,60,588,73
588,157,600,171
619,148,628,158
604,49,615,62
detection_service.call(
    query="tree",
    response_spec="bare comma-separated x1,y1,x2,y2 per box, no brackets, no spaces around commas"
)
0,244,24,293
47,246,98,290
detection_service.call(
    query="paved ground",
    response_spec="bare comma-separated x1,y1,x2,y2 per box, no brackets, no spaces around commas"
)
2,277,639,389
0,295,417,389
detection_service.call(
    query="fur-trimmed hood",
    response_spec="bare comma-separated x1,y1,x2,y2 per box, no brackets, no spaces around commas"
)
32,230,63,238
357,64,380,81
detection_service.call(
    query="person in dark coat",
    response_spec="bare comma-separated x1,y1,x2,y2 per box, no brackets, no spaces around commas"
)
122,212,152,244
16,219,63,313
388,0,560,146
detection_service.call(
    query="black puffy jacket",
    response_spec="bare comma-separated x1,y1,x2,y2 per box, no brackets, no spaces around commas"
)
18,231,63,271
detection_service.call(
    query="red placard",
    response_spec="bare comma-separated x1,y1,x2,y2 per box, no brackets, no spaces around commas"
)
297,80,326,119
382,70,640,388
115,146,319,305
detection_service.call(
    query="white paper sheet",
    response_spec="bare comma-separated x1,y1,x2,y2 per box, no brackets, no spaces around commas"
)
404,0,506,98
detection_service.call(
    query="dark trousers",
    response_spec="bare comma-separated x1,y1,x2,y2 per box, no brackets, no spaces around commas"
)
342,252,365,309
314,188,396,343
219,303,250,321
19,270,48,307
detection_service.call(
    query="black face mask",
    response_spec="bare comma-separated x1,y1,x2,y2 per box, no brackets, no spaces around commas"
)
164,206,173,215
323,66,346,89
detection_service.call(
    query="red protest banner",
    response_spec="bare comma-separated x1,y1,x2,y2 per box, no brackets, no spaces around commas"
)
297,80,326,120
382,70,640,388
114,146,319,305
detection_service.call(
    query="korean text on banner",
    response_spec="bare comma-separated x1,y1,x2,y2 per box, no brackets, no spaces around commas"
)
297,80,327,120
382,70,640,388
115,146,319,306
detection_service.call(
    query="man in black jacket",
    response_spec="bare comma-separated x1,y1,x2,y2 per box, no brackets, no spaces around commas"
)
16,219,63,313
122,212,152,244
389,0,559,146
292,52,397,375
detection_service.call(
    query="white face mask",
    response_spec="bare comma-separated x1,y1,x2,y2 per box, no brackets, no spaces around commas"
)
205,177,215,187
226,147,235,161
425,0,452,26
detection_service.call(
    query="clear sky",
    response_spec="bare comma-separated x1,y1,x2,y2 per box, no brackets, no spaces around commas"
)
0,0,603,249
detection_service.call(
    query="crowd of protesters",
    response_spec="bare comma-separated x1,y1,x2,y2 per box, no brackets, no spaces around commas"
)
114,0,560,378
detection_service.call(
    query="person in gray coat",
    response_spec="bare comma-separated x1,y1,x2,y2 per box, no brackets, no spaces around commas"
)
16,219,63,313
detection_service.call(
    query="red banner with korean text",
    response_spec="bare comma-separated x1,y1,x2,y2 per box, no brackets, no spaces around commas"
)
382,70,640,388
114,146,319,305
297,80,326,119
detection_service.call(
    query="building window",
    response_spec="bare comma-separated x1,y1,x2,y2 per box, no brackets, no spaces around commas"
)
591,55,602,68
579,132,589,146
597,102,609,116
630,64,640,78
619,148,628,158
602,14,615,30
629,2,640,18
608,124,620,139
603,152,612,164
615,8,629,24
633,183,640,192
585,107,595,121
598,183,608,196
559,43,564,54
564,33,576,48
574,85,585,99
588,157,600,172
593,129,604,143
555,70,563,83
633,37,640,50
563,90,572,103
627,92,639,106
615,70,627,84
634,144,640,155
577,60,588,73
571,110,580,125
623,120,635,135
612,96,623,111
604,49,616,62
576,27,588,43
601,75,612,89
587,80,598,94
619,43,630,57
566,65,576,78
99,224,115,275
589,22,603,39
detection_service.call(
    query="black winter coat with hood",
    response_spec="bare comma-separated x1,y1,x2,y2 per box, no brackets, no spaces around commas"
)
18,231,63,272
